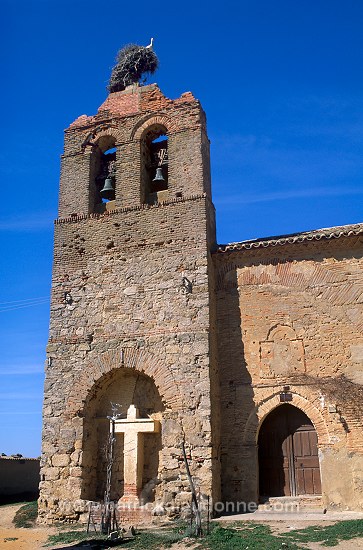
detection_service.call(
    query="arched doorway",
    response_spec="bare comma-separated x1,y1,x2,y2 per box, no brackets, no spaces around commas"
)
258,404,321,498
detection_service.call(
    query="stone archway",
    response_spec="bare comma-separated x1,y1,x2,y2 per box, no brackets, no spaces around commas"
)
80,367,164,503
65,346,184,418
258,404,322,498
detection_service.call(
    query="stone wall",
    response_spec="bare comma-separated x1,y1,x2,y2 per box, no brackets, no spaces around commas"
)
40,196,218,522
39,83,219,523
41,77,363,523
214,233,363,510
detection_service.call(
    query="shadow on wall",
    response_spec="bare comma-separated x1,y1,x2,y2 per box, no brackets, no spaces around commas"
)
0,458,40,503
216,266,258,506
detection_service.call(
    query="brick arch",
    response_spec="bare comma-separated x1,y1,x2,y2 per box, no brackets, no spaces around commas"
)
243,392,331,447
131,114,179,140
89,125,123,146
66,347,183,416
266,324,297,341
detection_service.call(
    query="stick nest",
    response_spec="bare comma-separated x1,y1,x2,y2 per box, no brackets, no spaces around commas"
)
108,44,159,92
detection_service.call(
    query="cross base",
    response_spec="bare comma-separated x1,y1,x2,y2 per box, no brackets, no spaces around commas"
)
119,484,140,505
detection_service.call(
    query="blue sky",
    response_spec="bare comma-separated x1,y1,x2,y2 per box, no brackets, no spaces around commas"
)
0,0,362,457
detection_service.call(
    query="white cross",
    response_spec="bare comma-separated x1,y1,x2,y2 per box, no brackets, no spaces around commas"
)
113,404,160,503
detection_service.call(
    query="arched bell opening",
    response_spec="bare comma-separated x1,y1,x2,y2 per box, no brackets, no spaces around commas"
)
140,124,168,205
258,404,322,499
80,368,164,504
90,136,117,213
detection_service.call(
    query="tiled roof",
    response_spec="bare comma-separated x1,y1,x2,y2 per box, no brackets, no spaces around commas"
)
217,223,363,253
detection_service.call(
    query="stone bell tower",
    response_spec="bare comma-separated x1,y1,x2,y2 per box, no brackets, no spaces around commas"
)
39,45,220,523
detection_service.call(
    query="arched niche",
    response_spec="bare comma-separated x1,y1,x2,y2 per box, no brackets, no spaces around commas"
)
258,404,322,498
80,368,164,503
140,124,168,205
90,135,117,213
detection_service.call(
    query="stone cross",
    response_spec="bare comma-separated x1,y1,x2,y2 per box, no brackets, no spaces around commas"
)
113,404,160,503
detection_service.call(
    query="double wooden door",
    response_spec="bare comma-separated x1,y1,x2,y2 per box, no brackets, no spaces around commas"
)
258,404,321,497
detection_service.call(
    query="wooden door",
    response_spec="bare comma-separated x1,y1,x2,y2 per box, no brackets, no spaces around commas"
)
258,404,321,498
293,425,321,495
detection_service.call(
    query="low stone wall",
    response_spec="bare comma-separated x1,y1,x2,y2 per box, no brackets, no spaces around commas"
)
0,458,40,499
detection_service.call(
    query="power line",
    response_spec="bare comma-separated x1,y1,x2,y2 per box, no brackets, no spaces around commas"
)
0,299,50,313
0,296,49,305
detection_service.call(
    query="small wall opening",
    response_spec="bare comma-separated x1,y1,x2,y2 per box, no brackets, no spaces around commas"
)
90,136,117,213
140,125,168,205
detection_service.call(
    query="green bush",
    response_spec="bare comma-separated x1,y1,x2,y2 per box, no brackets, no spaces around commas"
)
12,501,38,528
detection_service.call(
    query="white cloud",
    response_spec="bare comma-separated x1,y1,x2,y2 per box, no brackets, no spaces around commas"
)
0,364,44,375
0,212,55,232
0,411,40,415
0,392,42,400
215,186,363,206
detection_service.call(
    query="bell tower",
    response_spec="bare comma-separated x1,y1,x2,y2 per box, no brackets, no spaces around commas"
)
58,83,213,218
39,45,220,523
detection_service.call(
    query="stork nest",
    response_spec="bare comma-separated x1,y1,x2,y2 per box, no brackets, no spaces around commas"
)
108,44,159,93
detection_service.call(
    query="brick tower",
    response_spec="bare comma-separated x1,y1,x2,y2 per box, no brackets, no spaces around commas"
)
39,79,221,522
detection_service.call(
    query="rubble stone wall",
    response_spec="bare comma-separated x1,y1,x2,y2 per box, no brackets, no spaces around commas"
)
40,83,218,522
39,195,218,522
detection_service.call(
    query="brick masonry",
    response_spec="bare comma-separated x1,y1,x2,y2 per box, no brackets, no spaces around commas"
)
39,82,363,523
214,236,363,510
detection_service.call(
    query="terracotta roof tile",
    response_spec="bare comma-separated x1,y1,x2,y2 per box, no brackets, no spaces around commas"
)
217,223,363,253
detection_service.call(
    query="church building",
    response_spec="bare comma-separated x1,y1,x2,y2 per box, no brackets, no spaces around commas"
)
39,47,363,522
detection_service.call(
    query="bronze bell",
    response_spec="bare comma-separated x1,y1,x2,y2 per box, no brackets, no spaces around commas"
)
100,176,115,200
152,167,165,183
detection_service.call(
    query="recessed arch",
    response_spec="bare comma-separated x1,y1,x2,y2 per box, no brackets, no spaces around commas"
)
65,346,184,418
89,134,117,211
266,324,297,342
258,403,322,497
81,367,164,502
243,391,331,447
90,125,123,146
95,134,117,153
140,123,168,141
139,123,169,204
131,114,178,141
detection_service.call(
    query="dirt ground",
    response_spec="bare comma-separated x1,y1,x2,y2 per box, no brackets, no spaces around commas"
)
0,503,363,549
0,503,56,549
